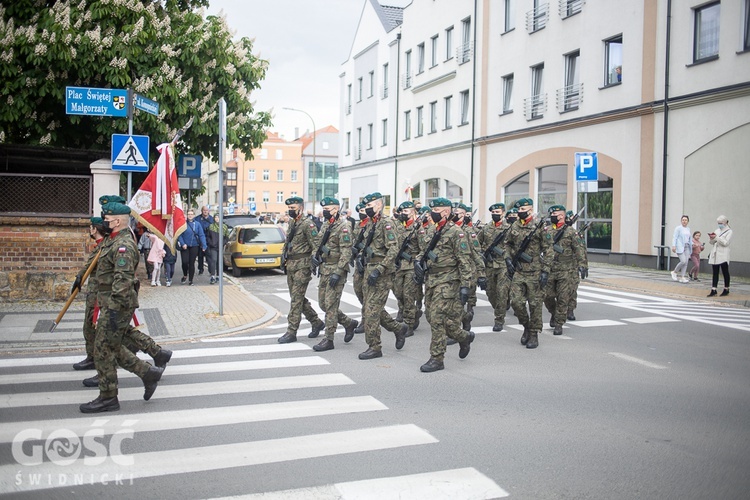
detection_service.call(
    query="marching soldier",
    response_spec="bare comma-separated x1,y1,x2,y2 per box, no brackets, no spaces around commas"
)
566,210,589,321
311,197,358,351
415,198,475,372
543,205,586,335
453,203,486,332
350,202,369,334
79,200,164,413
504,198,552,349
414,206,431,315
479,202,511,332
358,192,408,360
392,201,421,336
278,196,325,344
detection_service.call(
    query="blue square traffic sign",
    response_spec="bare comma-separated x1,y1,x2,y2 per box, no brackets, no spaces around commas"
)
575,152,598,182
111,134,150,172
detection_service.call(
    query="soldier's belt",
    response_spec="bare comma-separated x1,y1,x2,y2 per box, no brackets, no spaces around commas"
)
98,285,112,291
323,253,341,262
367,256,385,264
287,253,310,261
428,265,457,272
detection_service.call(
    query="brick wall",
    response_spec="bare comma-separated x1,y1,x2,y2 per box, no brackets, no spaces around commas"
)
0,216,90,301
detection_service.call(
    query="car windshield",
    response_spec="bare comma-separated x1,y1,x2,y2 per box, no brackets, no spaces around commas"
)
224,216,260,228
238,227,284,244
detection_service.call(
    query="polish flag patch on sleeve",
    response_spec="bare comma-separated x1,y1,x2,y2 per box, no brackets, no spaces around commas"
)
118,247,127,253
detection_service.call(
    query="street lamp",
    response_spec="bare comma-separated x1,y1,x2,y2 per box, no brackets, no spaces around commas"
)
283,107,317,209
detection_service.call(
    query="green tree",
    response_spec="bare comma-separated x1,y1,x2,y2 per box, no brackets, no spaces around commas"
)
0,0,272,159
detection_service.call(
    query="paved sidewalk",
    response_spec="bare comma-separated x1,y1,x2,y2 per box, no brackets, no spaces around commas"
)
0,269,277,353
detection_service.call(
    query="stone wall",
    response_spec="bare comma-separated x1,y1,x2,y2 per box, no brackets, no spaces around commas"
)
0,216,91,302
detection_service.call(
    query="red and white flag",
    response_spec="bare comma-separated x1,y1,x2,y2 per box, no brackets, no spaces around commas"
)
128,143,186,253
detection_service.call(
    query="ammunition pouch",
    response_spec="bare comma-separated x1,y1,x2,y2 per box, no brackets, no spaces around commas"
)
553,244,564,254
519,252,533,264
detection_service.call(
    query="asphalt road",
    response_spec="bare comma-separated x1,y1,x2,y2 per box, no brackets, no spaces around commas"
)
1,269,749,499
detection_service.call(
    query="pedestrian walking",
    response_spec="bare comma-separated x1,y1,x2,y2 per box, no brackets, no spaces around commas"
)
177,209,207,286
147,231,166,286
195,206,213,275
671,215,692,283
689,231,705,281
163,245,177,287
707,215,733,297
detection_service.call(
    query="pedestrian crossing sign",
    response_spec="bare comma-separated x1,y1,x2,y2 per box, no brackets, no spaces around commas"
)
111,134,150,172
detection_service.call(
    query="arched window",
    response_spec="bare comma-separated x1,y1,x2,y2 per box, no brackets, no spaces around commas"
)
538,165,567,214
503,172,529,208
577,173,613,250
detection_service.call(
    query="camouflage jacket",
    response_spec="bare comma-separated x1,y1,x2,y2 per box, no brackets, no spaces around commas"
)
478,220,510,269
456,221,485,279
417,220,474,288
546,223,586,273
284,215,319,270
362,214,399,274
95,229,139,311
316,216,353,276
505,216,552,274
394,218,422,272
79,238,104,294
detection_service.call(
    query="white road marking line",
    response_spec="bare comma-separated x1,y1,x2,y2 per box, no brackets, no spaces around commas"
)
0,356,329,386
568,319,627,327
0,396,387,444
622,317,681,324
608,352,668,370
1,424,439,493
226,467,509,499
578,285,684,303
1,373,355,409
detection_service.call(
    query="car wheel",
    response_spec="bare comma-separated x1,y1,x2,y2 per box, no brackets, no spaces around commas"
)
231,260,242,277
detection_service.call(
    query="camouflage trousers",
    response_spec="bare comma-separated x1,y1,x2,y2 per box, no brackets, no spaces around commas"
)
569,273,581,312
425,280,470,361
83,293,97,358
317,268,355,340
85,294,156,358
353,267,364,308
285,261,322,334
485,267,511,324
94,306,152,398
362,265,401,351
544,269,578,327
510,271,545,333
393,268,419,328
462,283,477,326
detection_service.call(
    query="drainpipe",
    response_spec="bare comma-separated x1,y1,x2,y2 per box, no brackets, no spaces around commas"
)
394,32,401,207
659,0,672,270
468,0,478,206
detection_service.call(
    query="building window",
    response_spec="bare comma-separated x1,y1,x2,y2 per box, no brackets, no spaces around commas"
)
275,149,283,160
577,173,614,251
262,169,270,181
417,42,425,73
260,149,268,159
277,169,283,181
248,169,256,181
322,141,329,150
425,178,441,204
276,191,284,203
429,101,437,133
562,0,583,18
382,63,389,98
357,77,363,102
504,172,529,207
356,127,362,159
368,123,373,149
459,90,470,125
538,165,567,214
446,180,463,201
291,191,298,197
528,0,549,32
404,50,412,88
430,35,439,67
346,84,352,114
744,0,750,51
404,110,411,140
262,191,270,203
529,63,544,119
381,119,388,146
562,50,580,111
604,35,623,85
346,132,351,155
502,73,514,113
291,170,298,182
227,168,237,181
445,26,454,60
458,17,471,63
368,70,374,97
694,2,720,62
248,191,255,202
504,0,515,32
444,95,452,129
416,106,424,137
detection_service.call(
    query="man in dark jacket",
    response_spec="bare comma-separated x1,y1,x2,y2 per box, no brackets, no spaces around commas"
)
177,209,207,285
196,206,213,275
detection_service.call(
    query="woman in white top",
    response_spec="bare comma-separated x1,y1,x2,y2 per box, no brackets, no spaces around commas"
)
707,215,733,297
671,215,692,283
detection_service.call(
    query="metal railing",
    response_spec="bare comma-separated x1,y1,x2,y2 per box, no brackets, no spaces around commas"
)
556,82,583,112
558,0,585,18
523,93,547,120
526,3,549,32
0,173,92,216
456,41,473,64
401,73,413,89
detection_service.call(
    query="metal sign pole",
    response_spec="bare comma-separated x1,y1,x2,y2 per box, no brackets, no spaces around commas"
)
127,88,134,201
218,98,227,315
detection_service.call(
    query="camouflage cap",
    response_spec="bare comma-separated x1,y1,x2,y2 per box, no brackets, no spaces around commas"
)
101,202,132,216
90,216,104,226
319,197,340,206
398,201,415,211
489,202,505,211
99,195,126,206
548,204,566,214
285,196,304,205
429,197,453,208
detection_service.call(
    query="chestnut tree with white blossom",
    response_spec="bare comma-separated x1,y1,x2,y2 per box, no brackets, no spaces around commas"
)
0,0,272,158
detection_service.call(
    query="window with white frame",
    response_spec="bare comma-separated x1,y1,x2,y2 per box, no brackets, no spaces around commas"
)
404,110,411,140
277,169,283,181
357,77,363,101
262,169,270,181
503,172,529,207
502,73,514,113
445,26,454,60
604,35,623,85
405,50,412,88
369,71,374,97
262,191,270,203
429,101,437,133
529,63,544,119
347,84,352,114
430,35,439,67
368,123,373,149
444,95,452,129
382,119,388,146
459,90,470,125
248,191,256,202
563,50,580,111
504,0,515,32
260,149,268,159
248,169,256,181
417,42,425,73
291,170,298,182
694,2,720,62
276,191,284,203
382,63,389,98
459,18,471,63
346,132,351,155
416,106,424,137
275,149,282,160
356,127,362,158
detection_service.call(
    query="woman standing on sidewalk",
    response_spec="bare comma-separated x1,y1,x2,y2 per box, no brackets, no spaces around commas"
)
707,215,733,297
671,215,692,283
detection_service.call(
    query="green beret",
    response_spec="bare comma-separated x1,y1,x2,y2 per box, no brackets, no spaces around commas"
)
489,203,505,211
101,202,132,216
457,203,470,212
319,197,340,206
99,195,126,206
566,210,574,218
419,206,430,214
90,216,104,226
398,201,415,211
429,197,453,208
356,202,365,211
285,196,304,205
368,192,383,202
507,207,519,214
516,198,533,208
548,204,566,214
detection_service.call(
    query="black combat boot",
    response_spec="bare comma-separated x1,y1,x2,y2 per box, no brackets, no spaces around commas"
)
142,366,164,401
553,325,563,335
447,338,457,346
526,331,539,349
354,323,365,334
308,321,325,338
395,310,403,323
520,326,530,346
80,395,120,413
344,320,358,343
493,321,504,332
153,348,172,369
567,310,576,321
277,332,297,343
458,331,475,359
313,338,334,352
73,356,95,371
395,324,407,350
358,348,383,360
82,374,99,387
420,357,444,372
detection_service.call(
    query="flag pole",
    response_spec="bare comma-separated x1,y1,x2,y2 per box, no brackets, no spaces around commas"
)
218,98,226,315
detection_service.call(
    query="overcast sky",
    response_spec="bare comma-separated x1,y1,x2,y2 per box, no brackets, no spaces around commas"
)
205,0,371,141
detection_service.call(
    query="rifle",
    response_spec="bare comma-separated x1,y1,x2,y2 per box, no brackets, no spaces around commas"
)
482,225,511,264
508,214,546,275
51,250,101,332
552,205,586,253
356,221,377,276
413,223,445,285
281,219,299,272
576,220,593,239
394,215,426,270
349,222,368,267
311,221,335,276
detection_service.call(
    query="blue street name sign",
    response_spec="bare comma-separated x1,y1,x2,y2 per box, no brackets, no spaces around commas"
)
178,155,202,178
575,152,599,182
66,86,128,117
134,93,160,116
112,134,150,172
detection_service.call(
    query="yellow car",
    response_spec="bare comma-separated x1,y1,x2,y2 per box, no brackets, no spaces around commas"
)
223,224,286,276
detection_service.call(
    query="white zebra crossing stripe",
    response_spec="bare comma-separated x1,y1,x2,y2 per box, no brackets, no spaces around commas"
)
568,319,627,327
0,396,388,444
1,424,439,493
225,467,509,499
609,352,668,370
622,317,681,324
1,373,355,409
0,356,330,386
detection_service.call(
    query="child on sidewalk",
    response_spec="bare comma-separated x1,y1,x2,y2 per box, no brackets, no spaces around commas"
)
163,245,177,287
147,233,166,286
689,231,705,281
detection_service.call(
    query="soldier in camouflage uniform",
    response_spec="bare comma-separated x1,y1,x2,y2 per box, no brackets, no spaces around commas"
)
278,196,325,343
311,197,358,351
566,210,589,320
504,198,552,349
416,198,475,372
479,203,512,332
358,192,408,360
79,201,164,413
414,206,430,314
392,201,422,336
350,203,368,334
453,203,486,332
543,205,586,335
